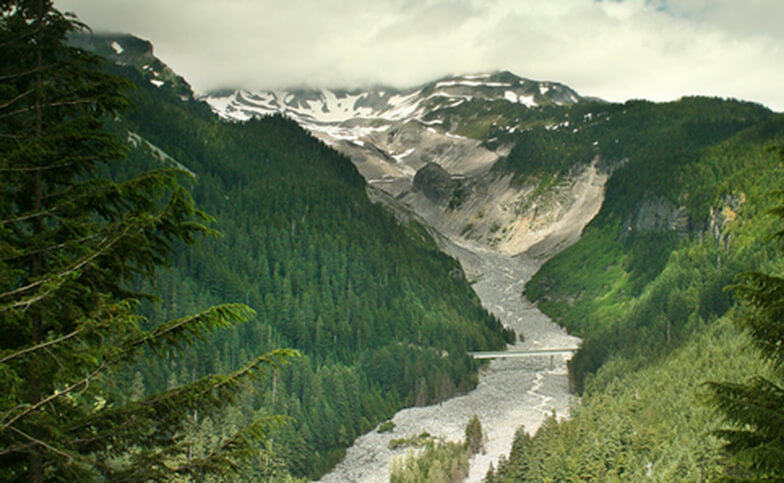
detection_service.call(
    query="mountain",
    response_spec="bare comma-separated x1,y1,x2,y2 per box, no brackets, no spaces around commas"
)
205,46,784,480
82,30,784,480
76,33,514,479
205,72,585,181
206,73,610,260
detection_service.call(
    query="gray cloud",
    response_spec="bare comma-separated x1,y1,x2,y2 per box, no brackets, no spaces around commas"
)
56,0,784,110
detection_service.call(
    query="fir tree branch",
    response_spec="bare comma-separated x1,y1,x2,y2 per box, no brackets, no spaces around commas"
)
0,327,82,364
0,161,80,172
0,86,35,110
8,424,76,466
0,360,107,432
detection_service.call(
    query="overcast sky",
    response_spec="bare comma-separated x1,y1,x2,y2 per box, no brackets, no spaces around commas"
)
55,0,783,111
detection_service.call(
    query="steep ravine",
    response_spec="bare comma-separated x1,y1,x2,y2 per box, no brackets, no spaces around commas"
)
320,169,606,482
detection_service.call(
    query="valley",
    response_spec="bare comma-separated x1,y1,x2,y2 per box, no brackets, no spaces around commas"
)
6,4,784,481
322,247,580,482
187,65,782,480
206,74,610,481
317,155,604,481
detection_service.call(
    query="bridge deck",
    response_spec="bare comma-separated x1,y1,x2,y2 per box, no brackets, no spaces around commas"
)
468,348,578,359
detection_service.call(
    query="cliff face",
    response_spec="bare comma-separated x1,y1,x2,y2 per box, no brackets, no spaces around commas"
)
623,197,689,236
621,193,745,249
412,163,458,205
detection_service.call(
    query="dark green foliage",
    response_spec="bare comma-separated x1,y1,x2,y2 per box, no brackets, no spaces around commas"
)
497,98,771,213
0,2,292,481
465,414,484,455
525,114,784,392
707,170,784,479
89,37,509,478
491,100,784,477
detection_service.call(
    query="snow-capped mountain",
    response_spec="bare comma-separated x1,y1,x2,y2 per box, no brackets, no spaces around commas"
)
205,72,585,185
77,32,608,258
205,73,605,255
205,71,581,124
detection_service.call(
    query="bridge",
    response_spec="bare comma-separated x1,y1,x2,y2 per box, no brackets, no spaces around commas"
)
468,348,578,360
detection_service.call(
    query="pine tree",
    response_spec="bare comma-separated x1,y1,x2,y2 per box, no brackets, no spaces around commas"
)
465,414,484,455
707,146,784,479
0,1,295,480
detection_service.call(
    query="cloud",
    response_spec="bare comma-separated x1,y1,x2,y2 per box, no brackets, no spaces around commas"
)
55,0,784,110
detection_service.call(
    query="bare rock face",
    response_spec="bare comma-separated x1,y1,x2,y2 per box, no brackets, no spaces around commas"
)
412,163,457,205
623,196,689,236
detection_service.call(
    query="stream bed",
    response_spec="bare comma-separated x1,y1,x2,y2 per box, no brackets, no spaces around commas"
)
320,245,580,482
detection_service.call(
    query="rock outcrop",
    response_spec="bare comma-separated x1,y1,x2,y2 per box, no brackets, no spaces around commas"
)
412,163,457,205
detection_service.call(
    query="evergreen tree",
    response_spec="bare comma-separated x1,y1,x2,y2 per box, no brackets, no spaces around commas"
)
465,414,484,455
708,146,784,479
0,2,294,481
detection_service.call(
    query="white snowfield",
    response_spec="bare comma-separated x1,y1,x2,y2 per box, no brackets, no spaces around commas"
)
204,72,580,137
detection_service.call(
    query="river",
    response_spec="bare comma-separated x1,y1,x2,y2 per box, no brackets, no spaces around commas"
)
320,244,581,482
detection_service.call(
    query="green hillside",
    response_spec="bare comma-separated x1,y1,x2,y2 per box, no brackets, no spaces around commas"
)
485,99,784,479
105,65,512,479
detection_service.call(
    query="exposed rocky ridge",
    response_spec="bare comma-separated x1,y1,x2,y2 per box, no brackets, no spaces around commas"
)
623,196,690,236
71,33,194,100
412,163,458,205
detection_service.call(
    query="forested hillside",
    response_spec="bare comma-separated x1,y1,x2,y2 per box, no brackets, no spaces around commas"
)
486,97,784,478
104,63,512,479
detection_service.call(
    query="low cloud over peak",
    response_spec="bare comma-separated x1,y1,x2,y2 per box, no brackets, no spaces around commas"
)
57,0,784,110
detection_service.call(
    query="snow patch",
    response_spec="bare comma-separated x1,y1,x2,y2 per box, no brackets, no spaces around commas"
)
418,118,444,126
436,79,512,88
392,147,415,162
504,91,538,107
445,131,468,140
518,94,538,108
462,73,492,80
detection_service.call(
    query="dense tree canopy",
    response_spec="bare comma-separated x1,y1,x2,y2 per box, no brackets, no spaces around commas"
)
0,2,292,480
708,146,784,479
486,102,784,479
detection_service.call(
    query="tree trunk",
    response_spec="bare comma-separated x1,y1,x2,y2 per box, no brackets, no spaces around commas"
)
28,1,45,480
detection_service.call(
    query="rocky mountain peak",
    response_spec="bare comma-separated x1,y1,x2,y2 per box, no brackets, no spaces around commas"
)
70,33,193,100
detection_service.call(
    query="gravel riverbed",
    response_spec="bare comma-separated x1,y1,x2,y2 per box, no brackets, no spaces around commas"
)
320,246,580,482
